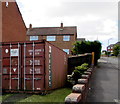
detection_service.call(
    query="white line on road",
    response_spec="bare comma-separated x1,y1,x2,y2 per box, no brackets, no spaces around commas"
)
114,99,120,104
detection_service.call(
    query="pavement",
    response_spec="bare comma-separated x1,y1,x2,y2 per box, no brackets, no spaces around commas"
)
86,56,119,103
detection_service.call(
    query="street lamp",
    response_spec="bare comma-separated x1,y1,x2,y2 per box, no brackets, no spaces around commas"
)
108,38,113,48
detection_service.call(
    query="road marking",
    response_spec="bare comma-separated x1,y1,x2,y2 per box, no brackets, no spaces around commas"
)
114,99,120,104
98,60,107,63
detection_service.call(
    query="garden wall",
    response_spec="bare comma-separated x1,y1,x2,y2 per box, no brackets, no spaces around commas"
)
68,53,92,74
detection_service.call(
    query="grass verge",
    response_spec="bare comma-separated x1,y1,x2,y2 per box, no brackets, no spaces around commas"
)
19,88,71,102
1,88,72,103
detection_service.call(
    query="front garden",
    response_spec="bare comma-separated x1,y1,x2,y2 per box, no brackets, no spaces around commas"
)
67,63,90,87
1,88,71,103
1,63,90,103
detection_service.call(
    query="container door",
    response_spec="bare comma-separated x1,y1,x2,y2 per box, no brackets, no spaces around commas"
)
22,42,45,91
2,43,21,90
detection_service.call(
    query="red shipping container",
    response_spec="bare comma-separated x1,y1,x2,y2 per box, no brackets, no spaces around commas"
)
2,40,67,93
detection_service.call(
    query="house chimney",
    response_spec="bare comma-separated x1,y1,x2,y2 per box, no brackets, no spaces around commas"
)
29,24,32,29
61,22,63,28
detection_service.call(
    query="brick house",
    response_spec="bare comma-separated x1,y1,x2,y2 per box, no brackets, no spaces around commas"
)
26,23,77,54
107,42,120,53
107,44,114,53
0,0,26,42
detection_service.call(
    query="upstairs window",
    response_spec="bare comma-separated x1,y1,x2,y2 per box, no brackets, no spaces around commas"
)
63,49,69,54
47,36,56,41
63,36,70,41
30,36,38,41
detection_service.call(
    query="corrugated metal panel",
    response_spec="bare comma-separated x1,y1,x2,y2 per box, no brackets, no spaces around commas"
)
2,43,21,90
2,40,67,93
45,42,67,90
22,42,45,91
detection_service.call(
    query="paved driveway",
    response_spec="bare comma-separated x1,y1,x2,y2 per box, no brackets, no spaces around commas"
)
86,57,119,103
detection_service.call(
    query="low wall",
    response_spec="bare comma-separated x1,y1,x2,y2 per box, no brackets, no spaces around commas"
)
65,67,94,103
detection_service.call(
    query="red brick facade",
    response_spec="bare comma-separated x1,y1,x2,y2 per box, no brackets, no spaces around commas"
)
107,44,114,53
0,2,2,42
0,1,26,42
26,23,77,55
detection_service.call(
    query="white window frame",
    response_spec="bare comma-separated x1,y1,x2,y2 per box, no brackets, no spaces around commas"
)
63,35,70,41
30,36,38,41
63,49,70,54
47,36,56,41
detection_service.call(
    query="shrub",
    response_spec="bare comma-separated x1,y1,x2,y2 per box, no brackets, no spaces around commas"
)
72,41,102,65
72,63,89,84
81,63,89,69
72,69,82,82
113,44,120,57
66,75,75,88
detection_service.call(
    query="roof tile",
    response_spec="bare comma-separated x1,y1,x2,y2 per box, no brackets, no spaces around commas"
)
27,26,77,36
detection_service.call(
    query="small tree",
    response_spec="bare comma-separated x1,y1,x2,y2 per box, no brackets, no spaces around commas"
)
105,51,111,56
113,45,120,56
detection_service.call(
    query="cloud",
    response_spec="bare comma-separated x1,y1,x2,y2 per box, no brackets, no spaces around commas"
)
63,0,119,2
99,19,118,34
16,0,118,50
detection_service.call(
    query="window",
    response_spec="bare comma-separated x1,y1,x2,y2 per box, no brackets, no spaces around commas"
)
63,49,69,54
47,36,56,41
63,36,70,41
30,36,38,41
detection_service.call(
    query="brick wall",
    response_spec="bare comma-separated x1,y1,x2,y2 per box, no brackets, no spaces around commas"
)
1,1,26,42
27,35,76,54
0,2,2,42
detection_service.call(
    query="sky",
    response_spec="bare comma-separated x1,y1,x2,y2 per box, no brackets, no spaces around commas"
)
16,0,119,50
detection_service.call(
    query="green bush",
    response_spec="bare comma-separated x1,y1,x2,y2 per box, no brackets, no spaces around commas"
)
72,41,102,65
113,44,120,57
81,63,89,69
72,63,89,84
105,51,111,56
75,63,88,72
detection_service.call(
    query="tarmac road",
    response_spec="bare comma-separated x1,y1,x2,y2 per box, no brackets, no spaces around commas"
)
102,57,118,69
86,56,119,103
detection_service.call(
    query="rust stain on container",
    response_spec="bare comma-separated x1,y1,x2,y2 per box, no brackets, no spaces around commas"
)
2,40,67,93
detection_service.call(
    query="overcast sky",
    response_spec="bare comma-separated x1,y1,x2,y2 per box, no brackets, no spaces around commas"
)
16,0,119,50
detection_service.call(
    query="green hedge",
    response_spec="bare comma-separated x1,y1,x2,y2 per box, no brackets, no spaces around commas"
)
67,63,89,85
72,41,102,65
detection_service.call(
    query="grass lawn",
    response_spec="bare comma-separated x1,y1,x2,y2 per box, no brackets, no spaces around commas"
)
1,88,72,103
0,94,13,102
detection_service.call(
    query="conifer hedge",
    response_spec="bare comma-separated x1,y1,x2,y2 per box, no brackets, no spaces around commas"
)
72,41,102,65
